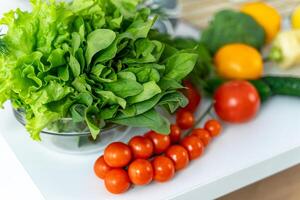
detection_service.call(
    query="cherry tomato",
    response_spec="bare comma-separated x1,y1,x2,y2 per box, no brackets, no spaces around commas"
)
128,159,153,186
145,131,171,154
176,111,195,130
180,135,204,160
165,145,189,171
104,142,132,168
104,169,131,194
204,120,222,137
214,80,260,123
94,155,112,179
181,80,201,113
152,156,175,182
191,128,212,147
169,124,182,144
128,136,154,159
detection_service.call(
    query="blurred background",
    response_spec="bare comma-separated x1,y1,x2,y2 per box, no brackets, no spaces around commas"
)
180,0,299,28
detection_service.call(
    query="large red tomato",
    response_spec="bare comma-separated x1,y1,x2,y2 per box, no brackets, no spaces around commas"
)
214,80,260,123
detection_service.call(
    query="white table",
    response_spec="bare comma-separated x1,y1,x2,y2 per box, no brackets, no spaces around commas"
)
1,1,300,200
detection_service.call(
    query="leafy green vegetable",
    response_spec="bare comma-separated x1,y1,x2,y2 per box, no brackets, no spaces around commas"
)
149,31,215,91
0,38,7,55
111,109,170,134
0,0,198,140
201,10,266,54
85,29,116,66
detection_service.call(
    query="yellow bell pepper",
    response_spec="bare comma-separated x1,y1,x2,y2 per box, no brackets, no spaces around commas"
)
269,30,300,69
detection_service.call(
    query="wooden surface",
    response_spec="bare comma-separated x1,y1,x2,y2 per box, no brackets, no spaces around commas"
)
219,164,300,200
180,0,299,28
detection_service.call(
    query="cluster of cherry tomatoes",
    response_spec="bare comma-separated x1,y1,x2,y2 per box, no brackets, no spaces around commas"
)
94,117,222,194
93,81,223,194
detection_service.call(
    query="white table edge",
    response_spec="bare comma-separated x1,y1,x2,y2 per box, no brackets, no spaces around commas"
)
170,146,300,200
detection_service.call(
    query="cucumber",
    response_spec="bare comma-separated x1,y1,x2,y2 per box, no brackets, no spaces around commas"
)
262,76,300,97
249,79,272,102
204,76,300,102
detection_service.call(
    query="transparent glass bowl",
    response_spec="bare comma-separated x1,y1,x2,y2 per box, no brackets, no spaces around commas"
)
13,108,130,154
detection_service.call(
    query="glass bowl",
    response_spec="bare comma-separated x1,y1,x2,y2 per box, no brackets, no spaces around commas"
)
13,108,130,154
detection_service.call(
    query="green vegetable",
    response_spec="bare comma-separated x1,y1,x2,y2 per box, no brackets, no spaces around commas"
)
0,38,7,55
262,76,300,97
204,76,300,102
201,10,266,54
0,0,197,140
149,30,214,90
249,79,272,102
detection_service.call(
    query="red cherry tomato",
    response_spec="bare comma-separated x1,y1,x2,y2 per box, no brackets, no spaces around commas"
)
145,131,171,154
180,135,204,160
128,136,154,159
104,142,132,168
181,80,201,113
204,120,222,137
152,156,175,182
104,169,131,194
128,159,153,186
169,124,182,144
214,80,260,123
191,128,212,147
176,111,195,130
94,155,112,179
165,145,189,171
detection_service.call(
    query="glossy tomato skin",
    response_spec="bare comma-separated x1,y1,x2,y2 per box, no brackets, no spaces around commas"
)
165,145,189,171
128,136,154,159
176,111,195,130
181,80,201,113
104,142,132,168
214,80,260,123
145,131,171,154
191,128,212,147
104,169,131,194
152,156,175,182
180,135,204,160
204,120,222,137
169,124,182,144
94,156,112,179
128,159,153,186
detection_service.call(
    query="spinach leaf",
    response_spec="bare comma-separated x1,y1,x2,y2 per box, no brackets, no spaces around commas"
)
111,109,170,134
158,92,188,113
127,81,161,104
104,79,143,98
95,90,126,109
85,29,116,66
165,52,198,81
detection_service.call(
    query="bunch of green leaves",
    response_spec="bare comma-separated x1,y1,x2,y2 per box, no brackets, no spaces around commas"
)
201,10,266,54
149,30,215,91
0,0,198,140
